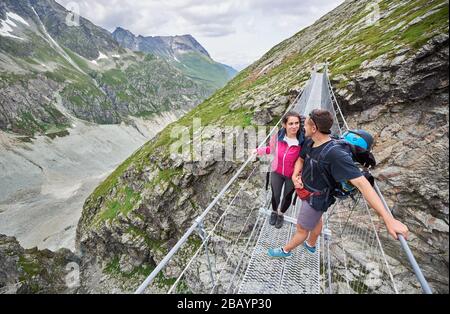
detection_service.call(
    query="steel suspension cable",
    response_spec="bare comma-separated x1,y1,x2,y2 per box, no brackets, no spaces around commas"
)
167,165,259,293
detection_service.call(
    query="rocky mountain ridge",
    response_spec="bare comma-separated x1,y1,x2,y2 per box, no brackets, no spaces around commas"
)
112,27,237,90
112,27,210,59
0,0,234,136
0,234,78,294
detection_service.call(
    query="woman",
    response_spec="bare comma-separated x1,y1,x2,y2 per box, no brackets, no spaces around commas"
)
254,111,305,228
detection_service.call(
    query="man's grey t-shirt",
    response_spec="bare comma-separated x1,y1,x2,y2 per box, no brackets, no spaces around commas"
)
300,138,363,191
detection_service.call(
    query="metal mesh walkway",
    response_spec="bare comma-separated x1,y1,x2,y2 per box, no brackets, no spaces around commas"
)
238,202,320,294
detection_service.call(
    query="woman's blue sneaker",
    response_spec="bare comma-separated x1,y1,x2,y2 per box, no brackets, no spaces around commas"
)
268,248,292,258
303,241,316,253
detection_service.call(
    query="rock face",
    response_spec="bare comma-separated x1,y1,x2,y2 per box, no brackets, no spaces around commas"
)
29,0,120,60
0,76,69,133
335,33,449,293
0,234,79,294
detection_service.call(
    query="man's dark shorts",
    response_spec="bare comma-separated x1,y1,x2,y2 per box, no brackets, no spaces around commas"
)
297,200,323,230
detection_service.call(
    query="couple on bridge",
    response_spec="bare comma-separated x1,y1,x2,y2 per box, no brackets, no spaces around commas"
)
254,109,409,258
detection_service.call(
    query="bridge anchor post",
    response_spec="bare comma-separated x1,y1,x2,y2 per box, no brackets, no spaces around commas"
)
195,218,216,289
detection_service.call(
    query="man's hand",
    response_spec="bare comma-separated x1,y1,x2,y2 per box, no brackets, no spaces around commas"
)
384,217,409,240
293,175,303,189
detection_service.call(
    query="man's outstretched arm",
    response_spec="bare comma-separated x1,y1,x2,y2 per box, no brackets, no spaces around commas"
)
350,176,409,240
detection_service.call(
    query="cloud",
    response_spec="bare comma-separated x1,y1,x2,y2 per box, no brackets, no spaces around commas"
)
165,1,245,37
56,0,344,69
250,0,342,15
193,24,236,37
58,0,242,37
58,0,171,34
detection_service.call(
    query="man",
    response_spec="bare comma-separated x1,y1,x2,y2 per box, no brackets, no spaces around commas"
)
268,109,408,258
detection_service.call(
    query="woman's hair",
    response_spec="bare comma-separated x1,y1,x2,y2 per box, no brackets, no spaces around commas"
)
282,111,302,125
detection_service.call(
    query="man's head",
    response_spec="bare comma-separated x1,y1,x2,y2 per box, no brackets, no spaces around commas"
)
305,109,334,137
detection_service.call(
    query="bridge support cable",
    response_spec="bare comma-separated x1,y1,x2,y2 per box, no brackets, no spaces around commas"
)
223,214,266,294
324,63,349,132
362,197,399,294
195,221,216,288
374,183,433,294
324,214,333,294
167,165,259,294
323,199,356,294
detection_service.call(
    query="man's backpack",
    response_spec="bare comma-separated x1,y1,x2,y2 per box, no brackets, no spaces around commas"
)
317,130,376,201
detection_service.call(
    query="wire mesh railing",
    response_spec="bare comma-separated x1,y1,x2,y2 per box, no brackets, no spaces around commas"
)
321,196,399,294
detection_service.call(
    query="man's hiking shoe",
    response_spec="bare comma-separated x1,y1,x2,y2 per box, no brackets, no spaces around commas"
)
269,212,277,225
275,214,284,229
304,241,316,253
268,248,292,258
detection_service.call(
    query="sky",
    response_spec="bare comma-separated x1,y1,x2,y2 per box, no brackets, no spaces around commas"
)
56,0,345,71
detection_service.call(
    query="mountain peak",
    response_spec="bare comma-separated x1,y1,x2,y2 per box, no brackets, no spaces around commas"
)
173,34,210,57
112,28,211,58
111,27,237,89
112,26,133,36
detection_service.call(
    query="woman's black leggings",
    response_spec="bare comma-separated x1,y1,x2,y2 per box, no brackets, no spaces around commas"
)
270,171,295,214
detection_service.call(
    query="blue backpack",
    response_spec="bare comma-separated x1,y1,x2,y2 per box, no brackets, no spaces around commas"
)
317,130,376,200
301,130,376,212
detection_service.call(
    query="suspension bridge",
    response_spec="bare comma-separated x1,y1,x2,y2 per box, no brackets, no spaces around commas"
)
135,65,432,295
